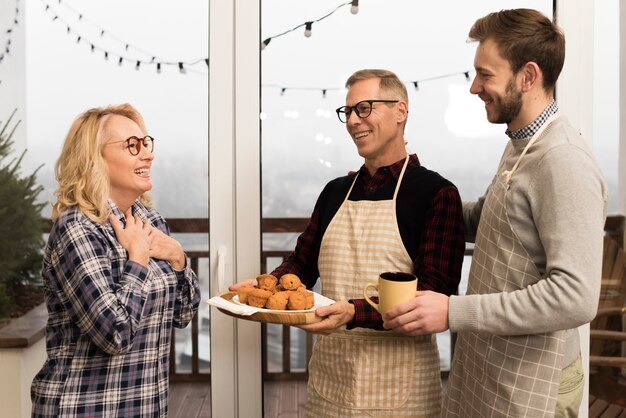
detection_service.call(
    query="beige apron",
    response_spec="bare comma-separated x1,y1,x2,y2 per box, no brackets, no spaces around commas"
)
307,156,442,417
442,114,566,417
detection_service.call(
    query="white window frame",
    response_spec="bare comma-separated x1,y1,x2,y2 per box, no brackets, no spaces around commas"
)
557,1,594,416
209,0,262,417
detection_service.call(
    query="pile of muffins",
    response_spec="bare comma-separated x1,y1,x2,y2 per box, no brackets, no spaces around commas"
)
237,273,314,310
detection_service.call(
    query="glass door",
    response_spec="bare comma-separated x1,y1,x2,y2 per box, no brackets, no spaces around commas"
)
259,0,555,415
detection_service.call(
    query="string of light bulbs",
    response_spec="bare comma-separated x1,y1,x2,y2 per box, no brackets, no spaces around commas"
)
40,0,208,75
261,0,359,50
263,71,472,98
0,0,20,67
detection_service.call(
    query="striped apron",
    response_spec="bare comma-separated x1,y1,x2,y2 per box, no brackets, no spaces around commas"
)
442,114,566,417
307,155,442,417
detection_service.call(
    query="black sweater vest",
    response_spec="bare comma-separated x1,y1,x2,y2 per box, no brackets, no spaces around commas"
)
316,165,454,262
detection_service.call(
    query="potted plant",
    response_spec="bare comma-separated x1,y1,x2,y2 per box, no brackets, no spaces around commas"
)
0,109,45,326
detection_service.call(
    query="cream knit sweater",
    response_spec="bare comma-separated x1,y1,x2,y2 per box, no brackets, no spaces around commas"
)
450,116,608,368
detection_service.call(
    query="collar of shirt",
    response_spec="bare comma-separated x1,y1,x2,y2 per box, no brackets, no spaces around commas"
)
107,198,147,225
505,100,558,140
348,154,421,196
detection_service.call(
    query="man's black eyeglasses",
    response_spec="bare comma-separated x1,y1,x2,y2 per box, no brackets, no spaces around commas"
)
105,136,155,156
335,100,399,123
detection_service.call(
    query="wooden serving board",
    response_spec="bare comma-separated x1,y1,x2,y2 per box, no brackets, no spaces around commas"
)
217,292,324,325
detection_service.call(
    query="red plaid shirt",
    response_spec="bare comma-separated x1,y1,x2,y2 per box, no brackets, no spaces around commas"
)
272,154,464,330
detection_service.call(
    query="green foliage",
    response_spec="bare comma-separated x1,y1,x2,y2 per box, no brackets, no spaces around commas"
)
0,283,12,319
0,110,45,319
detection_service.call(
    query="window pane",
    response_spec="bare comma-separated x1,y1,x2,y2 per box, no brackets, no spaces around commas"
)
593,0,619,213
15,0,210,409
261,1,555,404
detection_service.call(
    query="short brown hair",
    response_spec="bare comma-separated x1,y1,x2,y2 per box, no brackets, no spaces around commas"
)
345,69,408,104
468,8,565,92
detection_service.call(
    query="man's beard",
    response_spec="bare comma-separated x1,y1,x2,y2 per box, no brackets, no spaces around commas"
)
490,78,523,125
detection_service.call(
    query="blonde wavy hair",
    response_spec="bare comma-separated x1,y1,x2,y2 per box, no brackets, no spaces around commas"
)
52,103,153,224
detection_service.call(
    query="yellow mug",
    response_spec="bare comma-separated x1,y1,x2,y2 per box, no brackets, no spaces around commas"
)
363,272,418,314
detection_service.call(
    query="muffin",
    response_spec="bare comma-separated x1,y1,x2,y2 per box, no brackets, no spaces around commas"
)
247,288,272,308
296,286,315,309
256,274,278,292
237,286,256,304
265,291,290,310
287,291,307,310
279,274,302,290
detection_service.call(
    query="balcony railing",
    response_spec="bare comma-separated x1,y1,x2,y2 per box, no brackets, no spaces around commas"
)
25,214,626,384
166,219,209,383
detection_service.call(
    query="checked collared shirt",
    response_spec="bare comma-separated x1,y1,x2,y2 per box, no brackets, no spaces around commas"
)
272,154,465,330
31,199,201,418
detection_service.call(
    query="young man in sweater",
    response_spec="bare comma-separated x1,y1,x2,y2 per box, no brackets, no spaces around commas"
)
383,9,607,418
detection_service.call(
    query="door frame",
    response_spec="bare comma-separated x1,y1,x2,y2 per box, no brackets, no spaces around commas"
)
209,0,262,417
556,1,594,416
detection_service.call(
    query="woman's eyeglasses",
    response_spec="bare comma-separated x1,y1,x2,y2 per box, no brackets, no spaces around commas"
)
105,136,155,156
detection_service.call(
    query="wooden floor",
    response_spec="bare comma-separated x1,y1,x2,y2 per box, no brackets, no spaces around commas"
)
169,380,306,417
169,375,624,417
589,395,626,418
590,371,626,418
169,381,212,418
263,380,307,418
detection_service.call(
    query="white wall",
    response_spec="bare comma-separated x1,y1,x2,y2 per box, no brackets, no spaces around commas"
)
0,338,47,418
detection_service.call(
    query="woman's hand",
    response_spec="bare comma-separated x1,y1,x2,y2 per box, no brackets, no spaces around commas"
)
109,208,150,266
148,226,186,270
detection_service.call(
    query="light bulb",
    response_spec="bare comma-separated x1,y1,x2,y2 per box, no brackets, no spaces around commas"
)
350,0,359,14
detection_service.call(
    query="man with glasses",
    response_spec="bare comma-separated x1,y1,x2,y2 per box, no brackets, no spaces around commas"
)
265,69,465,416
383,9,608,417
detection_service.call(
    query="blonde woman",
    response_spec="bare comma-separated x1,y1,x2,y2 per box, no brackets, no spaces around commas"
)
31,104,201,417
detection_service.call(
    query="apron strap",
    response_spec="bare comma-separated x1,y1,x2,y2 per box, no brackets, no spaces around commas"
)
344,172,359,203
502,113,560,184
393,155,410,201
345,154,410,202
